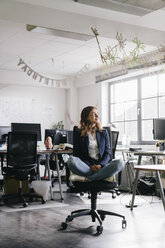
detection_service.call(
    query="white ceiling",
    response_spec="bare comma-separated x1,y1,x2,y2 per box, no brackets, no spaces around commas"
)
0,0,165,81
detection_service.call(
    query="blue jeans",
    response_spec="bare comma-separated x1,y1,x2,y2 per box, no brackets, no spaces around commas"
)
67,156,124,181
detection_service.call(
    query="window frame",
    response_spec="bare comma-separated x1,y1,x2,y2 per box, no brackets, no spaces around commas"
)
109,70,165,145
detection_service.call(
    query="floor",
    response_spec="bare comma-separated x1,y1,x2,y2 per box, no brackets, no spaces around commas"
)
0,183,165,248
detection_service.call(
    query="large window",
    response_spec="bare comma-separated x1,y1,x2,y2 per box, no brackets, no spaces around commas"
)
109,71,165,144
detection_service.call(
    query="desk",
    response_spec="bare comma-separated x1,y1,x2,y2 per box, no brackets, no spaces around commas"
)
0,148,73,202
131,150,165,211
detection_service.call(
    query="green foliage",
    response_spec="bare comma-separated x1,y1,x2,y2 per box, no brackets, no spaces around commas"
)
91,27,145,68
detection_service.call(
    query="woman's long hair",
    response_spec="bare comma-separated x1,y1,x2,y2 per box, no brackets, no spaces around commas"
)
78,106,102,136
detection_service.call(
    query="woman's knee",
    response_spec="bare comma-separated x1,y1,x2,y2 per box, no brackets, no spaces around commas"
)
111,158,124,170
116,159,124,170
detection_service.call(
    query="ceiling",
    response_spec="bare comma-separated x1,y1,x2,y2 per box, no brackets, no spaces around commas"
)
0,0,165,82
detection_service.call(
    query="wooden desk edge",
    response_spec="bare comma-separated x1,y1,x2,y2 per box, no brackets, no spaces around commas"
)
134,164,165,171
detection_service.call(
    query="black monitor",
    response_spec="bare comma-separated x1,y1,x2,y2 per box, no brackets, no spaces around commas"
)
67,130,73,145
0,126,11,144
45,129,67,145
45,129,56,145
55,130,67,145
11,123,41,141
153,118,165,140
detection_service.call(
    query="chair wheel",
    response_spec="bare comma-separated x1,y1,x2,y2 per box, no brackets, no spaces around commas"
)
96,225,103,234
23,202,28,208
112,194,116,199
122,219,127,229
116,191,120,196
42,199,46,204
61,222,68,230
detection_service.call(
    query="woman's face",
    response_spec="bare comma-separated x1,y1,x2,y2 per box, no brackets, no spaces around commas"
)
87,108,99,125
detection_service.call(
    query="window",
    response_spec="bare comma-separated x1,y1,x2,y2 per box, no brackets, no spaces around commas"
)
109,71,165,145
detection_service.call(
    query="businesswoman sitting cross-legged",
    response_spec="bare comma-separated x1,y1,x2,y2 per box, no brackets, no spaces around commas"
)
67,106,124,182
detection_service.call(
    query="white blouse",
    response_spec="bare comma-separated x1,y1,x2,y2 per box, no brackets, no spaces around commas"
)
88,132,99,160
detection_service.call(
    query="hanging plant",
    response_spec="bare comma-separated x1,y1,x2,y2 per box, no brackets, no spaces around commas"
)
91,27,145,68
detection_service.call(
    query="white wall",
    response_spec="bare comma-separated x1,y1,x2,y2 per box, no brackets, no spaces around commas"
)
77,83,102,121
0,68,106,140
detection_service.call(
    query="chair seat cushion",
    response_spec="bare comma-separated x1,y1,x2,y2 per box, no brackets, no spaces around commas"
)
73,180,117,193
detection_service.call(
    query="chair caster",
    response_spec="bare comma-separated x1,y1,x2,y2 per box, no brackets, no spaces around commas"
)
42,199,46,204
61,222,68,230
23,202,28,208
116,191,120,196
112,193,116,199
96,225,103,234
122,219,127,229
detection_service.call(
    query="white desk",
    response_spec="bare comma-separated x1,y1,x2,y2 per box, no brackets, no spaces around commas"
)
130,151,165,211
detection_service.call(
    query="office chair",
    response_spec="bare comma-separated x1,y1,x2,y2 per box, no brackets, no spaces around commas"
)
103,127,119,160
1,132,45,207
103,127,121,184
86,128,120,198
61,127,126,234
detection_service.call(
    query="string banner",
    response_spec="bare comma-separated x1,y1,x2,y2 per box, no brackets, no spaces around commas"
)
17,58,67,87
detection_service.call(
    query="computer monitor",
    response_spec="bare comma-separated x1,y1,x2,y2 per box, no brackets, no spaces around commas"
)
0,126,11,144
45,129,67,145
55,130,67,145
45,129,57,145
67,130,73,145
153,118,165,140
11,123,41,141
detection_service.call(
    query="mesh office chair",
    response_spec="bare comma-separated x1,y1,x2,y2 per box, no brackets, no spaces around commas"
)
1,132,44,207
61,127,126,235
103,127,119,160
103,127,121,184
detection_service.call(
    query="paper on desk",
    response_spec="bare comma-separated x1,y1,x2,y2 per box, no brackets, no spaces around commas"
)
53,143,73,150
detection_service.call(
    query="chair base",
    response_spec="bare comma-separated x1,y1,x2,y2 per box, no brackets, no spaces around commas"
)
1,187,45,207
62,181,127,234
62,207,127,234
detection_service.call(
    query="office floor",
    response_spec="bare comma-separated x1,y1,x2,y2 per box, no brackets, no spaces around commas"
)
0,183,165,248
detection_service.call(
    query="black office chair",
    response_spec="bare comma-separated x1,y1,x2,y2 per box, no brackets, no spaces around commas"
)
103,127,121,183
103,127,119,160
61,127,126,235
1,132,45,207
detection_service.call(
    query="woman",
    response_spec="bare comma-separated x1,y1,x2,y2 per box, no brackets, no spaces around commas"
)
67,106,124,182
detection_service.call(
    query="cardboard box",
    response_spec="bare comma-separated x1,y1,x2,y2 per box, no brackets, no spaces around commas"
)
4,176,29,195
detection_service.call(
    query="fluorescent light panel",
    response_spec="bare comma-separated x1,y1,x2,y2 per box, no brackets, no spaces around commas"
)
26,24,94,41
74,0,165,16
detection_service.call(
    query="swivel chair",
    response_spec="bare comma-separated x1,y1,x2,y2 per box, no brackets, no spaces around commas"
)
1,132,45,207
61,127,126,234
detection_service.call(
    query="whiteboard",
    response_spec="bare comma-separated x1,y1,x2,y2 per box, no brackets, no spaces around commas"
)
0,97,37,126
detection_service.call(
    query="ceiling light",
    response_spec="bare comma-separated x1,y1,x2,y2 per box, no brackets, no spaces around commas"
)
113,0,165,11
26,24,94,41
74,0,165,16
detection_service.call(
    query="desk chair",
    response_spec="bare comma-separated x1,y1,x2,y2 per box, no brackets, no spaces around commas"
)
103,127,119,159
1,132,44,207
61,127,126,234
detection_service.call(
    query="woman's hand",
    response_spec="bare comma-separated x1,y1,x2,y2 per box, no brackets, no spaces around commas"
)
90,164,101,172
